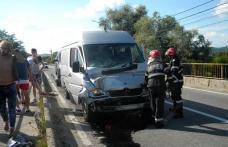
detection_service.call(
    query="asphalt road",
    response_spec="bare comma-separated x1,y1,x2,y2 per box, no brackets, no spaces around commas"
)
44,66,228,147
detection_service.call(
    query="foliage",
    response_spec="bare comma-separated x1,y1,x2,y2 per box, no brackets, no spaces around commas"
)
212,52,228,63
134,12,211,61
0,29,25,51
99,5,212,62
36,96,48,147
99,4,147,35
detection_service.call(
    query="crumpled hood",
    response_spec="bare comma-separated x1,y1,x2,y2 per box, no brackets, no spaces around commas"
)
86,63,146,91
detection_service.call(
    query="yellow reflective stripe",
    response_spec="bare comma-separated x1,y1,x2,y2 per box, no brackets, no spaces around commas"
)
167,76,173,79
155,118,163,122
178,68,183,73
164,67,170,70
176,100,183,104
171,66,179,70
148,73,165,78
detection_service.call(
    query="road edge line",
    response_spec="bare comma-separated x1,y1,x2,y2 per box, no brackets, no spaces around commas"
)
43,72,93,146
165,101,228,123
183,86,228,96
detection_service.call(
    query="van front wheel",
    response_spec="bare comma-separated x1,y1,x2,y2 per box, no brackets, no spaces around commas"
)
82,103,95,122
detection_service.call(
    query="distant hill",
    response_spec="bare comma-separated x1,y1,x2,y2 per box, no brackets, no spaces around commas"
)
211,46,228,54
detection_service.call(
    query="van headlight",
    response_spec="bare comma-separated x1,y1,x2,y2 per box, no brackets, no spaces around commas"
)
89,88,108,98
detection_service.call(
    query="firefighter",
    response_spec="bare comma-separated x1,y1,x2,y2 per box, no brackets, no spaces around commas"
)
145,49,169,128
165,47,184,118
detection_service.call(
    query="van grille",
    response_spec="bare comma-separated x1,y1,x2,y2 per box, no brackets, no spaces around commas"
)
95,96,146,106
108,88,142,97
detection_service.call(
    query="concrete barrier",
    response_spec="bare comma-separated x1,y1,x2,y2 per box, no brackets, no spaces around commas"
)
184,76,228,93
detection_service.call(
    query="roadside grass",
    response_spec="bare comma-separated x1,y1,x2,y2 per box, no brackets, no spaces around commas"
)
36,96,48,147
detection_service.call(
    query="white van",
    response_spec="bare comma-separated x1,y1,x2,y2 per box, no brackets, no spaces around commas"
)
58,31,149,122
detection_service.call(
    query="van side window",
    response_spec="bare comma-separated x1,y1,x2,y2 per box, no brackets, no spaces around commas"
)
70,48,83,68
70,48,76,67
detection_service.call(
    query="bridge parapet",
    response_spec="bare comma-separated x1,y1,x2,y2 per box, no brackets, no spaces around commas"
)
184,76,228,93
183,63,228,80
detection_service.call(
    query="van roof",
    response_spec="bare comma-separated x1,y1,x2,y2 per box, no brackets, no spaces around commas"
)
82,31,135,44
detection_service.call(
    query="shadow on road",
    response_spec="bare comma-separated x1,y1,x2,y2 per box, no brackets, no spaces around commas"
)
89,112,145,147
158,99,228,137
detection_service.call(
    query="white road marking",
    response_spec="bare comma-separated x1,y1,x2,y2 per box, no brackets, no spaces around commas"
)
165,101,228,123
44,72,93,146
184,86,228,96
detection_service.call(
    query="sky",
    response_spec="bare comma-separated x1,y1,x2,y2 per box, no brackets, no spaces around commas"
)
0,0,227,54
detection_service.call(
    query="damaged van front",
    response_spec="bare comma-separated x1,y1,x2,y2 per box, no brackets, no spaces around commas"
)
74,32,149,121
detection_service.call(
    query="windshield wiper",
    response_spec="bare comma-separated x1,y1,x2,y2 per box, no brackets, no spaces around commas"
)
121,62,133,68
101,63,137,75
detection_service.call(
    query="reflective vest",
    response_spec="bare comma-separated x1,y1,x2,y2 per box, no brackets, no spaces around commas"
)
146,59,168,87
169,56,183,84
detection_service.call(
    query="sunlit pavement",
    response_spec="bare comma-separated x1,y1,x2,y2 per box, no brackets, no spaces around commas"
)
43,65,228,147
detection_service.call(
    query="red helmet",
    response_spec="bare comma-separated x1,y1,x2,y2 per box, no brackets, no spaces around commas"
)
165,48,176,56
149,49,160,58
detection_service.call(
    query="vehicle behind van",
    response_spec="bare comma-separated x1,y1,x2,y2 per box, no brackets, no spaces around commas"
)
58,31,149,122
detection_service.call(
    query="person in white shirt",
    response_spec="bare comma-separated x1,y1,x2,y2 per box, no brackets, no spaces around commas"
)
27,48,47,102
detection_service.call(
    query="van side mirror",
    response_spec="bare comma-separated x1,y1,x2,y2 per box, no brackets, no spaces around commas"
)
73,61,80,72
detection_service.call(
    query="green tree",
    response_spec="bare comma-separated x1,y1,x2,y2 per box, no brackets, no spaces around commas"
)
134,16,159,56
134,12,211,61
0,29,25,51
191,34,211,61
99,4,147,35
100,4,211,62
212,52,228,63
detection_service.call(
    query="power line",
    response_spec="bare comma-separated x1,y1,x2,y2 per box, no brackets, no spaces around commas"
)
196,19,228,29
155,19,228,37
177,1,228,21
173,0,215,16
183,11,228,26
180,5,228,23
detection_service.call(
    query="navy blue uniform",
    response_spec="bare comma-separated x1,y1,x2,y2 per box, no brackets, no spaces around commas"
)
145,59,170,126
167,56,183,116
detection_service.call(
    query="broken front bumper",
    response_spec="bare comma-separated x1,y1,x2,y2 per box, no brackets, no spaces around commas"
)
88,94,149,112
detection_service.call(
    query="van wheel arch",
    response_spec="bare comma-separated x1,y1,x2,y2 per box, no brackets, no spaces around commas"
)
82,102,96,122
65,88,70,100
56,70,62,86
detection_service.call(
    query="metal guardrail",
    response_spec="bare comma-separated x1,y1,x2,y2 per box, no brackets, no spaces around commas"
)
183,63,228,80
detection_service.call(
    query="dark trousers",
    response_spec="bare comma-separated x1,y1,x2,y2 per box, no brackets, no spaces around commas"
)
148,86,165,121
0,83,17,128
170,83,183,113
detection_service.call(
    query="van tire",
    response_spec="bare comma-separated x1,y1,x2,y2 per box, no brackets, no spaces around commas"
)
65,89,70,100
83,103,95,122
56,72,61,87
142,108,153,123
56,79,61,87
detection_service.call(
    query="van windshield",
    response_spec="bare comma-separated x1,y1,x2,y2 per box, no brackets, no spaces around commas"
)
83,44,145,68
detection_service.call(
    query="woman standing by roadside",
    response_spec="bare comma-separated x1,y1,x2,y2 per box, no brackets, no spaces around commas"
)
13,49,32,113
